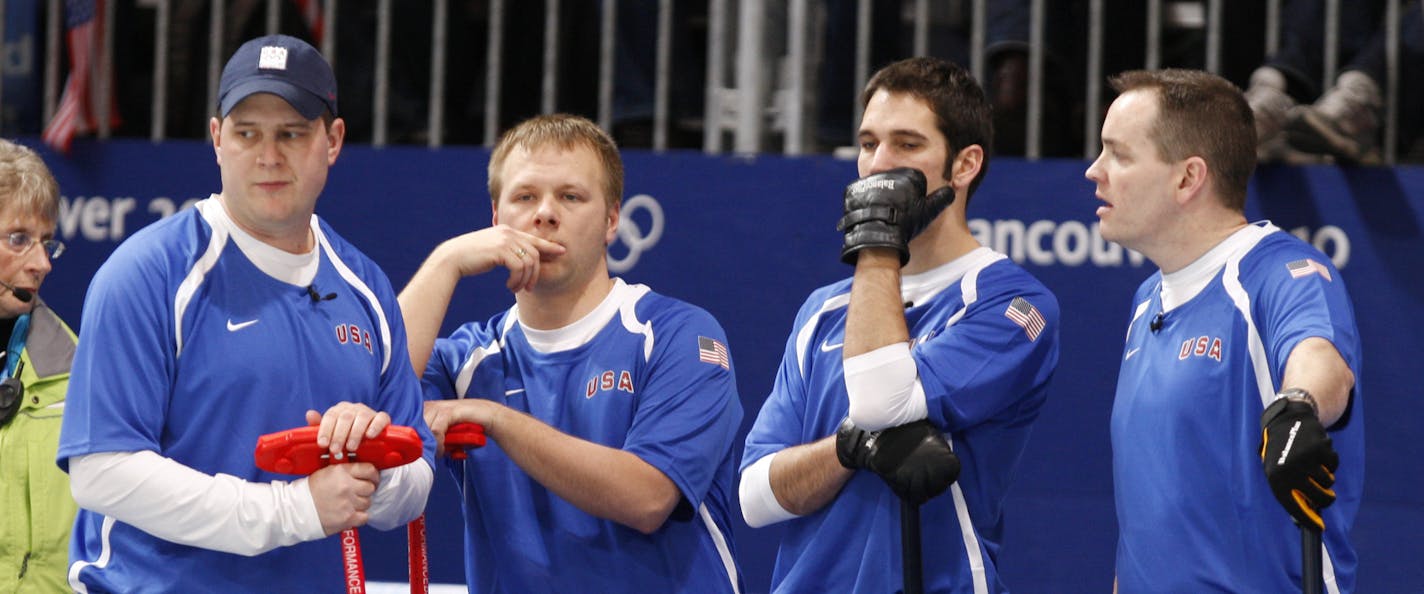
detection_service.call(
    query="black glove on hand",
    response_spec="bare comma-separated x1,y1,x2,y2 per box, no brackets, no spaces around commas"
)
867,420,961,506
1260,396,1339,531
837,168,956,266
836,416,877,469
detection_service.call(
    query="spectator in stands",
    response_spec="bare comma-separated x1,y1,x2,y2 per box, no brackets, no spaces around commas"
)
1283,1,1424,163
1244,0,1424,163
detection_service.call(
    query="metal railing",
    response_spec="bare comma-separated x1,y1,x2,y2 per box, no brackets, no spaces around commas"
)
0,0,1411,163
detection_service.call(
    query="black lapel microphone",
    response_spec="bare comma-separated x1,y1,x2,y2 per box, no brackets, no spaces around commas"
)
1150,313,1164,333
306,285,337,303
0,280,33,303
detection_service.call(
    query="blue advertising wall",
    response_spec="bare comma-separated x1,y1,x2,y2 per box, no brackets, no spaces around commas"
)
29,138,1424,592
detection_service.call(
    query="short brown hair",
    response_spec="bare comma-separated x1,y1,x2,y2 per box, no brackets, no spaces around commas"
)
0,139,60,224
1108,69,1256,211
488,114,624,210
861,57,994,203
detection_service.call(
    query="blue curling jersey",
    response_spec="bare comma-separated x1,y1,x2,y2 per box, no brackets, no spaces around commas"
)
57,197,435,592
743,247,1060,593
423,279,744,593
1111,222,1363,593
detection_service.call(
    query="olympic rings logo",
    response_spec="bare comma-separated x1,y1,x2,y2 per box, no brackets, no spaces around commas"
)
608,193,664,274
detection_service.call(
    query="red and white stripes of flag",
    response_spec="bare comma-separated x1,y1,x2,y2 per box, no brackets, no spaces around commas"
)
698,336,730,370
1004,296,1046,342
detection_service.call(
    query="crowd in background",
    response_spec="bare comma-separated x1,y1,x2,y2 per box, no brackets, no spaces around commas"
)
1,0,1421,162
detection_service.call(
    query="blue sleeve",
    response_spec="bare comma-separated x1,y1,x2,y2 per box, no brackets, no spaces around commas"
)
919,267,1061,431
1249,245,1361,384
366,269,436,467
420,318,502,402
623,305,742,511
57,234,180,470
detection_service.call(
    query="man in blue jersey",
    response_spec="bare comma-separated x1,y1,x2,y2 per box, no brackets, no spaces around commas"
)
399,114,744,593
57,35,434,592
1086,69,1362,592
739,56,1061,593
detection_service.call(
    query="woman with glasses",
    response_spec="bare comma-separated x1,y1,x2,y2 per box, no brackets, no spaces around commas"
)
0,138,77,593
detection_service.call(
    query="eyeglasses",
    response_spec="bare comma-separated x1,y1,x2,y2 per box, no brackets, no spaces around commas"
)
5,232,65,259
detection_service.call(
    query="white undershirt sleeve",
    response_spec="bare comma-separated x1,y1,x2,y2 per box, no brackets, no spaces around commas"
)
844,341,928,431
68,451,326,556
366,459,434,530
738,453,798,528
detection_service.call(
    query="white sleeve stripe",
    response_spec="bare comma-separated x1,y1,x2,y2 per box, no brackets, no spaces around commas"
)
1127,298,1153,344
616,284,656,361
1323,541,1341,594
316,223,393,374
737,453,797,528
940,435,989,594
794,293,851,376
1221,242,1278,409
68,451,325,556
176,198,230,357
454,343,499,398
950,478,990,594
845,342,927,431
67,515,115,593
698,503,742,594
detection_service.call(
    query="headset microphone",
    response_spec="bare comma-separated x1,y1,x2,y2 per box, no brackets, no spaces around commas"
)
0,280,33,303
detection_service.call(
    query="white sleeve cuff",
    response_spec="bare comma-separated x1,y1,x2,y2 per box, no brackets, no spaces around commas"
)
69,451,326,556
738,453,798,528
366,459,434,530
845,342,927,431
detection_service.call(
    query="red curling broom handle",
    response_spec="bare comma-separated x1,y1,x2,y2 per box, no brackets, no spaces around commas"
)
409,515,428,594
332,455,368,594
407,423,485,594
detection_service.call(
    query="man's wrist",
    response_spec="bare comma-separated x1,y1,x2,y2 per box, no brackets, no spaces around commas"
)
1274,387,1319,417
852,247,904,268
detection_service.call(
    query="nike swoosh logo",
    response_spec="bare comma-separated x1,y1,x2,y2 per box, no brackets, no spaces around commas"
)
1125,347,1141,360
227,319,259,332
820,340,844,352
505,388,525,396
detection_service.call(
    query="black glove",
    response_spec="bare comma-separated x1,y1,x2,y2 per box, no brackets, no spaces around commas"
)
837,167,956,266
835,416,877,469
869,420,961,505
1260,396,1339,531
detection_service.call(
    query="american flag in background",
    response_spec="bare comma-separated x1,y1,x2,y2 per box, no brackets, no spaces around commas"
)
1004,297,1046,342
42,0,103,154
698,336,730,370
1286,258,1333,282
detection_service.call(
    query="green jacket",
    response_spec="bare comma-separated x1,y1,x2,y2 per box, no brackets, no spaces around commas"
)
0,303,78,593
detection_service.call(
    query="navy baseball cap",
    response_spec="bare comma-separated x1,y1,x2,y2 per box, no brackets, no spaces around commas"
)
218,34,337,120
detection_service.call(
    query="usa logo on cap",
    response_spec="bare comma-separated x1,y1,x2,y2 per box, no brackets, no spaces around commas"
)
259,46,288,70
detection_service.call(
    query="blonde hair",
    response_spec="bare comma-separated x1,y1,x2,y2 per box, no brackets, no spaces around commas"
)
0,139,60,223
487,114,623,209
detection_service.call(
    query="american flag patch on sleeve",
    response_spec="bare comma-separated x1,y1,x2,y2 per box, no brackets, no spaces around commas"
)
1286,258,1333,282
1004,297,1046,342
698,336,730,369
